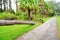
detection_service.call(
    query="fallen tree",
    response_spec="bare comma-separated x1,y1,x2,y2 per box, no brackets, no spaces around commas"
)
0,20,35,25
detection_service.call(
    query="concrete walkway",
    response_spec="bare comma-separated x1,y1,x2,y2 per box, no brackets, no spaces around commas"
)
15,17,58,40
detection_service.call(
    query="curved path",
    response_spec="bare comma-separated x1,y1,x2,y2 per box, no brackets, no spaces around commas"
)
15,17,58,40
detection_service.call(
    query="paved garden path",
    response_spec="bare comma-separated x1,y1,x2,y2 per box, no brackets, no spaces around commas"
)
15,17,58,40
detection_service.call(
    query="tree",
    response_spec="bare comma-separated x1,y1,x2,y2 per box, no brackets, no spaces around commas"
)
47,0,56,12
0,0,2,12
16,0,18,11
56,2,60,13
18,0,54,20
9,0,12,10
3,0,7,11
19,0,41,20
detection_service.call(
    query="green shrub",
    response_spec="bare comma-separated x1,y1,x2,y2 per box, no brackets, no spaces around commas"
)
34,18,44,23
17,12,27,20
0,9,4,12
15,11,20,16
0,11,17,20
7,9,15,14
31,14,44,23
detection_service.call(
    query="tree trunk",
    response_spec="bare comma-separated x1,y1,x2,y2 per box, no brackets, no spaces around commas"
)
0,0,2,12
27,8,31,21
6,0,8,10
0,20,35,25
16,0,18,12
3,0,6,11
9,0,12,10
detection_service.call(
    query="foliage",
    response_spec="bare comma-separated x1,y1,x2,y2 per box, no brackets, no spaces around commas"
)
15,0,54,22
18,0,41,21
17,12,27,20
56,2,60,13
7,10,15,14
0,0,54,22
44,2,54,16
0,11,17,20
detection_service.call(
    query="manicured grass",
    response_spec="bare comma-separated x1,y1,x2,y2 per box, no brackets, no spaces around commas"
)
0,24,39,40
57,16,60,30
57,16,60,39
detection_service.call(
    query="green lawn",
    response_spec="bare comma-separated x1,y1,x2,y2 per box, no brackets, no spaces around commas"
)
57,16,60,39
0,24,38,40
57,16,60,30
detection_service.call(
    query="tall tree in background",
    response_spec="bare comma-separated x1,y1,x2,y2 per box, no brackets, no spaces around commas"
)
48,1,56,11
0,0,2,12
6,0,8,10
16,0,18,11
0,0,14,12
56,2,60,13
9,0,12,10
3,0,7,11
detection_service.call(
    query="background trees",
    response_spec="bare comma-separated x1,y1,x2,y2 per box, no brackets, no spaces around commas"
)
0,0,12,12
0,0,54,22
56,2,60,13
48,0,60,13
0,0,2,12
9,0,12,10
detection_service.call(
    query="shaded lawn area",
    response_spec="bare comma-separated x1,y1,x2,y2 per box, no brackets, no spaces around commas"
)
0,24,38,40
57,16,60,39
